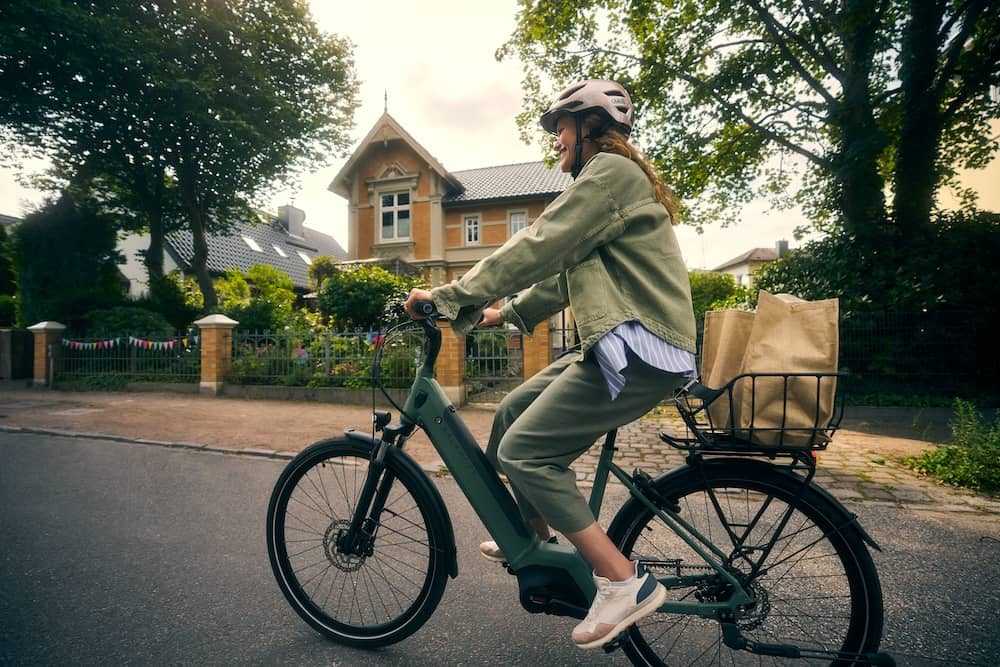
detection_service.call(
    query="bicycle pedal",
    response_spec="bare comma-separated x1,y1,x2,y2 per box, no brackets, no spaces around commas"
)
601,635,623,653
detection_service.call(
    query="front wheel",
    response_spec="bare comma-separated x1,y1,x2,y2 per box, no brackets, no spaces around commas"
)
608,458,884,666
266,438,452,647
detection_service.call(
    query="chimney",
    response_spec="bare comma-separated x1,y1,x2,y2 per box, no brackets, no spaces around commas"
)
776,239,789,257
278,204,306,238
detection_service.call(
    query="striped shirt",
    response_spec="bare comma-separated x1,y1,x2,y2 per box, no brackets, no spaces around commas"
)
593,321,696,400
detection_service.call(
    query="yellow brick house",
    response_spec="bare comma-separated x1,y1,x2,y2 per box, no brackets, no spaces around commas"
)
328,112,571,287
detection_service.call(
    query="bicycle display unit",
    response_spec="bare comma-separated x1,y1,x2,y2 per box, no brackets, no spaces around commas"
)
266,304,896,666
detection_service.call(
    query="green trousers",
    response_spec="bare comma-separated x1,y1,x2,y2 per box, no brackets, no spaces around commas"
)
486,350,686,534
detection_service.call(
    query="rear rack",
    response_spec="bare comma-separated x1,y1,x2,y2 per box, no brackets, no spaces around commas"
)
661,372,846,455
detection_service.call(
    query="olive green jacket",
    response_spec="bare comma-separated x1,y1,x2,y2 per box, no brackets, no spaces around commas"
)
431,152,696,355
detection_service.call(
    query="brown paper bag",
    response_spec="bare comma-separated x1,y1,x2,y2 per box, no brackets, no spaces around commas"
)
700,309,756,429
736,292,839,446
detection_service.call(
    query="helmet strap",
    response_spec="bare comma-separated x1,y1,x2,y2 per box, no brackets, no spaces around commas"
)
571,115,584,179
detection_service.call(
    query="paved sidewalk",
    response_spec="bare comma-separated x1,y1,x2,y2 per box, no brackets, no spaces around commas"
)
2,383,998,514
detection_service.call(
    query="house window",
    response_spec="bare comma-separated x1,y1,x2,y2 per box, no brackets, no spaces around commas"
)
464,215,480,245
380,191,411,241
509,211,527,236
297,251,312,265
272,244,288,257
242,235,263,252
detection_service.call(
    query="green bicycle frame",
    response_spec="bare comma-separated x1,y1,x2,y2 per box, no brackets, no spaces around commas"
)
393,318,753,616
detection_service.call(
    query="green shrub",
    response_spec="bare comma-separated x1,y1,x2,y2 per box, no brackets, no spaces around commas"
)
13,196,125,328
0,294,15,327
904,399,1000,494
689,270,752,319
139,272,201,330
84,306,175,338
318,265,423,329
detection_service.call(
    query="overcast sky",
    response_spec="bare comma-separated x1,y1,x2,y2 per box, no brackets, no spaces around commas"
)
0,0,812,269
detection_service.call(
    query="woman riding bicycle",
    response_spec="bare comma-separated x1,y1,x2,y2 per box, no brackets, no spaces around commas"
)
405,79,697,650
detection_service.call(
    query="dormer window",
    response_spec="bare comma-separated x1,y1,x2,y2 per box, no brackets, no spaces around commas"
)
297,251,312,265
380,191,411,241
272,244,288,257
242,235,263,252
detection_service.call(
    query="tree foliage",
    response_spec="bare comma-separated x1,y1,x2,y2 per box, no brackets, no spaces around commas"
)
307,255,340,291
12,195,124,329
318,265,423,330
0,0,359,308
753,210,1000,314
0,223,15,326
216,264,300,332
84,306,174,338
499,0,1000,247
688,270,752,321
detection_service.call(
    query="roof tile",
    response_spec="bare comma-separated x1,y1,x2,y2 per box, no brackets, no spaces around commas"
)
166,217,346,290
443,161,571,205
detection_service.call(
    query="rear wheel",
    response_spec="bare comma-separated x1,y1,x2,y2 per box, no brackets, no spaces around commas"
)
266,438,450,647
608,459,884,666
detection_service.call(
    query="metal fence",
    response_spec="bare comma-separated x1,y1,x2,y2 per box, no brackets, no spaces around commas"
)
465,327,523,403
57,332,201,384
553,309,996,402
50,309,997,403
839,309,996,399
226,327,424,389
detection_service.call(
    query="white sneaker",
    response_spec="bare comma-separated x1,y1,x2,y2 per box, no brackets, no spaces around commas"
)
572,561,667,649
479,535,557,563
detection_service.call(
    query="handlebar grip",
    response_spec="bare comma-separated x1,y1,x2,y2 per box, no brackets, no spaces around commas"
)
413,300,438,317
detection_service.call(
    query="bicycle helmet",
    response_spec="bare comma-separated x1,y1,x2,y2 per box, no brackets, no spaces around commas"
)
539,79,634,178
539,79,634,137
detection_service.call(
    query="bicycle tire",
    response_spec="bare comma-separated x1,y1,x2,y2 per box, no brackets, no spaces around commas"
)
607,458,884,666
266,437,451,647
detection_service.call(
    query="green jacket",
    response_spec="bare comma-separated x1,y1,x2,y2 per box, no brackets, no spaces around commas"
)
432,152,696,355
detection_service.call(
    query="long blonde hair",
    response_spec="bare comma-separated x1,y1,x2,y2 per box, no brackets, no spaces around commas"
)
586,117,680,223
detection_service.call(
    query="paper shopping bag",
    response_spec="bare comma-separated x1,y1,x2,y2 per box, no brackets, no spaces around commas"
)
700,309,756,429
736,292,839,446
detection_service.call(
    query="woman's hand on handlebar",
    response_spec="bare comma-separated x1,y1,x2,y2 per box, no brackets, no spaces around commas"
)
479,308,503,327
404,288,435,319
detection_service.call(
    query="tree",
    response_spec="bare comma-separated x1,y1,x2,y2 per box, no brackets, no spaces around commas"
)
214,264,300,332
307,255,340,291
318,265,423,330
499,1,1000,250
12,194,124,329
0,0,358,308
0,223,16,326
688,271,751,321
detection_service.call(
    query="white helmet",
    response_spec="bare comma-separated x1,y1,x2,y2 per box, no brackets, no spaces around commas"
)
539,79,634,137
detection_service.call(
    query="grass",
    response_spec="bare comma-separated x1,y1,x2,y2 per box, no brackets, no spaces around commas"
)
903,399,1000,495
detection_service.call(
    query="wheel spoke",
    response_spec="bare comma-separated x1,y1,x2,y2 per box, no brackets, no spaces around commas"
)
611,463,882,665
266,440,448,646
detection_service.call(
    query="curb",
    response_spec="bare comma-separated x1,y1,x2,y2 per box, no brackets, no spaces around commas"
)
3,424,997,514
0,424,448,475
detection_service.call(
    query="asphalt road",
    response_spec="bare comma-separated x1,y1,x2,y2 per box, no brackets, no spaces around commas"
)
1,432,998,666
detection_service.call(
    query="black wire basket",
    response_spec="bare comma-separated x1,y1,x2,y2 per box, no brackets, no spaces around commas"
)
662,372,846,453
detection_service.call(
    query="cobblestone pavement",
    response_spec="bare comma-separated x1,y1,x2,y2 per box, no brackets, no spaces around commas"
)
576,410,1000,515
2,384,997,514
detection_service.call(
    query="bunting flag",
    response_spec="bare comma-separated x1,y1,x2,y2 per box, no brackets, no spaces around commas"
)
62,336,194,352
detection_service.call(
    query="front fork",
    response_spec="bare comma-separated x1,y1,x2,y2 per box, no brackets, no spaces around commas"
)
336,415,415,557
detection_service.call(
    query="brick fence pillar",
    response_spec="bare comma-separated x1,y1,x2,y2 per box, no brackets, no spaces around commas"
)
522,320,552,380
436,320,466,406
27,321,66,387
194,314,238,395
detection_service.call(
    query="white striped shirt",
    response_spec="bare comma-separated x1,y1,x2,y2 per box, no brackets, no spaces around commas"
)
593,321,696,400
